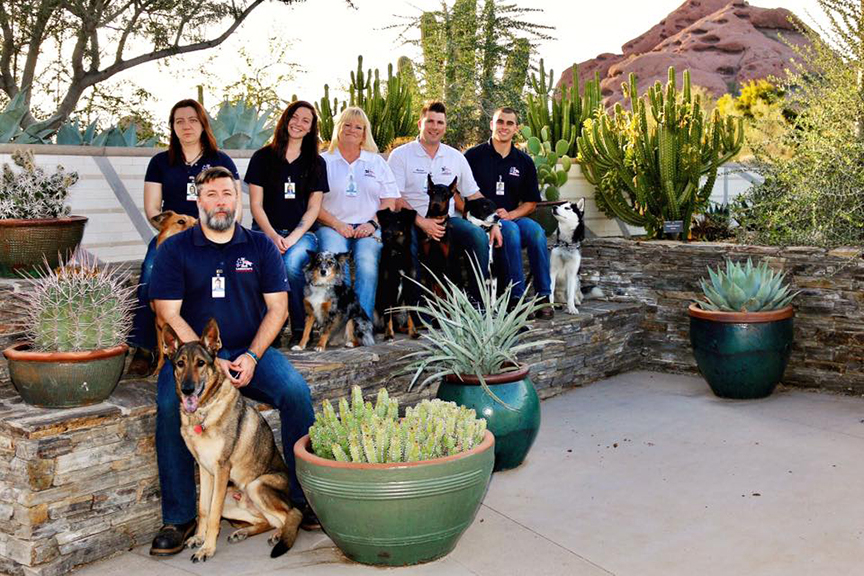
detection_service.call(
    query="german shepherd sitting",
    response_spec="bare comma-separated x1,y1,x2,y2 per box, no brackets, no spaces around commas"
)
292,251,375,351
420,175,457,293
375,208,419,339
161,319,302,562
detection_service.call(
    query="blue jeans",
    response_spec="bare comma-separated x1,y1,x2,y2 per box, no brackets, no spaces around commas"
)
282,232,317,335
129,236,158,350
315,225,381,319
448,216,498,299
499,218,551,299
155,346,315,524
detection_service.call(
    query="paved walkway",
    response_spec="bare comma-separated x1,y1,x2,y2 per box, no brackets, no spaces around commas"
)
74,371,864,576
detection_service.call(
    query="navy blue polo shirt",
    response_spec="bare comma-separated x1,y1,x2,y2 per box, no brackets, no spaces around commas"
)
149,224,288,352
244,146,329,232
144,150,240,216
464,139,541,212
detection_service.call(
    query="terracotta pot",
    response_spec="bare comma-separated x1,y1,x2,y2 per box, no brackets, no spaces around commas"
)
0,216,88,276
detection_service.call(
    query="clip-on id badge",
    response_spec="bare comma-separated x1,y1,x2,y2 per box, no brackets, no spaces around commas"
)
186,181,197,201
284,179,296,200
212,275,226,298
496,177,505,196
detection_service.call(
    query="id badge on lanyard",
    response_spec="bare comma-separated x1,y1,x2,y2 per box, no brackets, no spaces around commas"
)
346,171,359,198
284,178,296,200
212,271,225,299
187,178,197,201
496,176,505,196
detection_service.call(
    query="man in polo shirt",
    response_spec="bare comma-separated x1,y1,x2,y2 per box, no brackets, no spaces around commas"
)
147,166,317,556
388,101,502,294
464,107,553,318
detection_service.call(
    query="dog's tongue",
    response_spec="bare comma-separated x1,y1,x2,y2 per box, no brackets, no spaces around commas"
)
183,395,200,413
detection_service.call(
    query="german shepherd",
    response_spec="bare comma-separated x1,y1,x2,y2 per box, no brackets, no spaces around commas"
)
420,175,457,294
375,208,419,339
292,251,375,351
162,319,302,562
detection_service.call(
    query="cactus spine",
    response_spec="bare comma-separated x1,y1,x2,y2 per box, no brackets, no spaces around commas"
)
576,67,743,239
308,386,487,464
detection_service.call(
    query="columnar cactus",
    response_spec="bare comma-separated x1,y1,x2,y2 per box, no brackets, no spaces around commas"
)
308,386,488,463
577,67,744,239
19,254,136,351
347,56,415,151
315,84,344,142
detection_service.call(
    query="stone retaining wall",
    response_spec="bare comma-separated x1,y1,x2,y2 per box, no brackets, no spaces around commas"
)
0,301,643,576
581,239,864,393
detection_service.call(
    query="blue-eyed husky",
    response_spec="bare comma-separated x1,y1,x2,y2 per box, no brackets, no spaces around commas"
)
550,199,603,314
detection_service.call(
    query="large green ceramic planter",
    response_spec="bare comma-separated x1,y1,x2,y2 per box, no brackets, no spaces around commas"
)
3,343,128,408
294,431,494,566
437,364,540,471
689,304,794,399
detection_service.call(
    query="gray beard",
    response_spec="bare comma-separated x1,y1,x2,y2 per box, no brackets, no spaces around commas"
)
203,208,235,232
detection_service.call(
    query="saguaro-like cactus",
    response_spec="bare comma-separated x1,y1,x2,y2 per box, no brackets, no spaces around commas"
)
347,56,415,151
577,67,743,239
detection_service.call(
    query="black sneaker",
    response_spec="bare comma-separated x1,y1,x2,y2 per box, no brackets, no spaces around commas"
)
292,501,321,531
149,518,197,556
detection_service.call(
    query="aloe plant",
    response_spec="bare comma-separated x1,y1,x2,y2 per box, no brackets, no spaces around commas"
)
208,101,275,150
696,258,799,312
308,386,487,463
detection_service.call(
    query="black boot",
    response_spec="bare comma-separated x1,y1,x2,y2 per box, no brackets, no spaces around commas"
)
149,518,197,556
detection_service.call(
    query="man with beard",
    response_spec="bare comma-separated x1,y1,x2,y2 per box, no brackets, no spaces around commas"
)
147,166,318,556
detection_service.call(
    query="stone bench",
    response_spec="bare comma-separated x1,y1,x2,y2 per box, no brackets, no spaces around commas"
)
0,300,644,576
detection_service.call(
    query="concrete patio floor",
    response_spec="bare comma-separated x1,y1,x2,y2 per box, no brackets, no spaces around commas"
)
73,371,864,576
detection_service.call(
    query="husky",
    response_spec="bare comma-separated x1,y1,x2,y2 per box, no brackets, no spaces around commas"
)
550,199,603,314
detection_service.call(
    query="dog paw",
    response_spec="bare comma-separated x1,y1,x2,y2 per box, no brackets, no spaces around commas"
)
190,545,214,563
227,529,249,543
567,306,579,315
184,535,204,549
290,345,304,352
314,346,326,352
345,341,355,348
267,533,280,547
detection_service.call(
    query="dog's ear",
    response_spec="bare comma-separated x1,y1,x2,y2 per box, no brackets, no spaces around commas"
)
448,177,458,193
400,208,417,224
576,198,585,213
306,249,318,260
426,174,435,195
162,322,181,359
200,318,222,356
150,210,175,227
376,208,392,223
336,252,351,266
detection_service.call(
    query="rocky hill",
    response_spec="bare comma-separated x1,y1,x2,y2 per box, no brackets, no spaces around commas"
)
558,0,811,105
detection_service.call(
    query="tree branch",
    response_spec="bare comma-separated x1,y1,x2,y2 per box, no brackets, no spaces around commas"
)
0,1,17,95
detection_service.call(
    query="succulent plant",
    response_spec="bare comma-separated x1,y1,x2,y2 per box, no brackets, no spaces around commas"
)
522,126,571,201
315,84,344,142
347,55,415,151
208,100,275,150
56,119,158,147
0,149,78,219
308,385,487,463
696,258,799,313
17,253,136,351
691,202,733,241
0,88,55,144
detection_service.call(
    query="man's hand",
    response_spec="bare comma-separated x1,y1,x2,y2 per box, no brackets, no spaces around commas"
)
490,225,503,248
417,216,446,241
219,354,255,388
334,221,354,238
354,222,376,238
496,208,512,221
394,197,412,212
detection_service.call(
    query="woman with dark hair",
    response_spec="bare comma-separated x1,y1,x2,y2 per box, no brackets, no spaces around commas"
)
245,100,328,345
127,99,242,376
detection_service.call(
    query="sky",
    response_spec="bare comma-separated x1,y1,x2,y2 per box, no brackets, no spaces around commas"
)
134,0,825,121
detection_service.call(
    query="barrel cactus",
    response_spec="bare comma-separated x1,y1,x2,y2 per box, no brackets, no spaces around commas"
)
19,254,136,351
696,258,799,313
308,386,488,464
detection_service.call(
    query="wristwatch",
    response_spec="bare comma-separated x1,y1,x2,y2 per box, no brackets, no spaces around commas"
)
367,220,380,230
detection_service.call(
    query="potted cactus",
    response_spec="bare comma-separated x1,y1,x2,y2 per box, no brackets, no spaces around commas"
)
0,148,87,276
689,258,800,399
396,261,556,471
3,254,135,408
294,386,494,566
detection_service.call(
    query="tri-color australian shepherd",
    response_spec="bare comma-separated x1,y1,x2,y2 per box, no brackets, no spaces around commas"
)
292,251,374,351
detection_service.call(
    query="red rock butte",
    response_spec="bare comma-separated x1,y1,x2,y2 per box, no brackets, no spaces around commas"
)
557,0,811,105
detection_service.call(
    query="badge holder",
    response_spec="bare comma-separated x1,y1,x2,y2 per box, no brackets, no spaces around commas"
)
284,179,296,200
346,172,359,198
212,274,226,298
186,181,198,201
496,177,505,196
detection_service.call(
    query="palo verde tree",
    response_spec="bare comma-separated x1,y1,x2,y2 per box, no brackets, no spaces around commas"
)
0,0,345,135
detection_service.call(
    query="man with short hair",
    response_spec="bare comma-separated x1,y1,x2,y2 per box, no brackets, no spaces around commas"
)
147,166,317,556
464,107,553,318
388,101,502,292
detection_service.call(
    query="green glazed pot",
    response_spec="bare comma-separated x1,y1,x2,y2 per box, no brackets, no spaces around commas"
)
294,431,494,566
3,343,128,408
437,364,540,471
689,304,794,399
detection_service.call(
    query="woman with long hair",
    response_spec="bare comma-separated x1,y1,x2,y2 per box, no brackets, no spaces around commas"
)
245,100,328,345
127,99,242,376
317,107,399,322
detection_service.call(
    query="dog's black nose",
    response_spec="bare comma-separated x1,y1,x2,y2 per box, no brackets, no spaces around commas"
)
181,378,196,396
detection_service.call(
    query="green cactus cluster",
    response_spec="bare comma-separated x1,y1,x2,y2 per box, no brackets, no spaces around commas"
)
308,386,487,464
348,56,415,151
696,258,799,313
577,67,744,240
315,84,344,142
0,149,78,219
525,60,602,159
522,126,571,202
208,100,275,150
20,254,136,352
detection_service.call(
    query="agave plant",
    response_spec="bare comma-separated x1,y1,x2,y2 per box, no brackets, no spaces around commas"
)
308,385,487,464
208,100,275,150
56,119,158,147
395,258,558,406
0,88,55,144
696,258,799,312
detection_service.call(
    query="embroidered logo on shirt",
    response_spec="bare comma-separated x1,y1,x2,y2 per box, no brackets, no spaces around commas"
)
509,167,520,177
363,168,376,178
413,167,427,174
441,166,452,176
235,257,254,272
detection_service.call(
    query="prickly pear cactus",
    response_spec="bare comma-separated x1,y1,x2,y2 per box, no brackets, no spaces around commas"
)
522,126,571,202
308,386,487,463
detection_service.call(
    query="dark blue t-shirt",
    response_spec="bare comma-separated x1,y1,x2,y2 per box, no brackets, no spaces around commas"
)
464,140,541,212
149,224,288,352
244,146,329,232
144,150,240,216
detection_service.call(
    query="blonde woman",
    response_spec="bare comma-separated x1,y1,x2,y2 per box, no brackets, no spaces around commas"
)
317,107,399,319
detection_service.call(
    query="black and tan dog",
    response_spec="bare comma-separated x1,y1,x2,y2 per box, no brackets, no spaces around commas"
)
420,175,457,293
162,319,302,562
463,196,503,292
375,208,419,339
292,251,375,351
